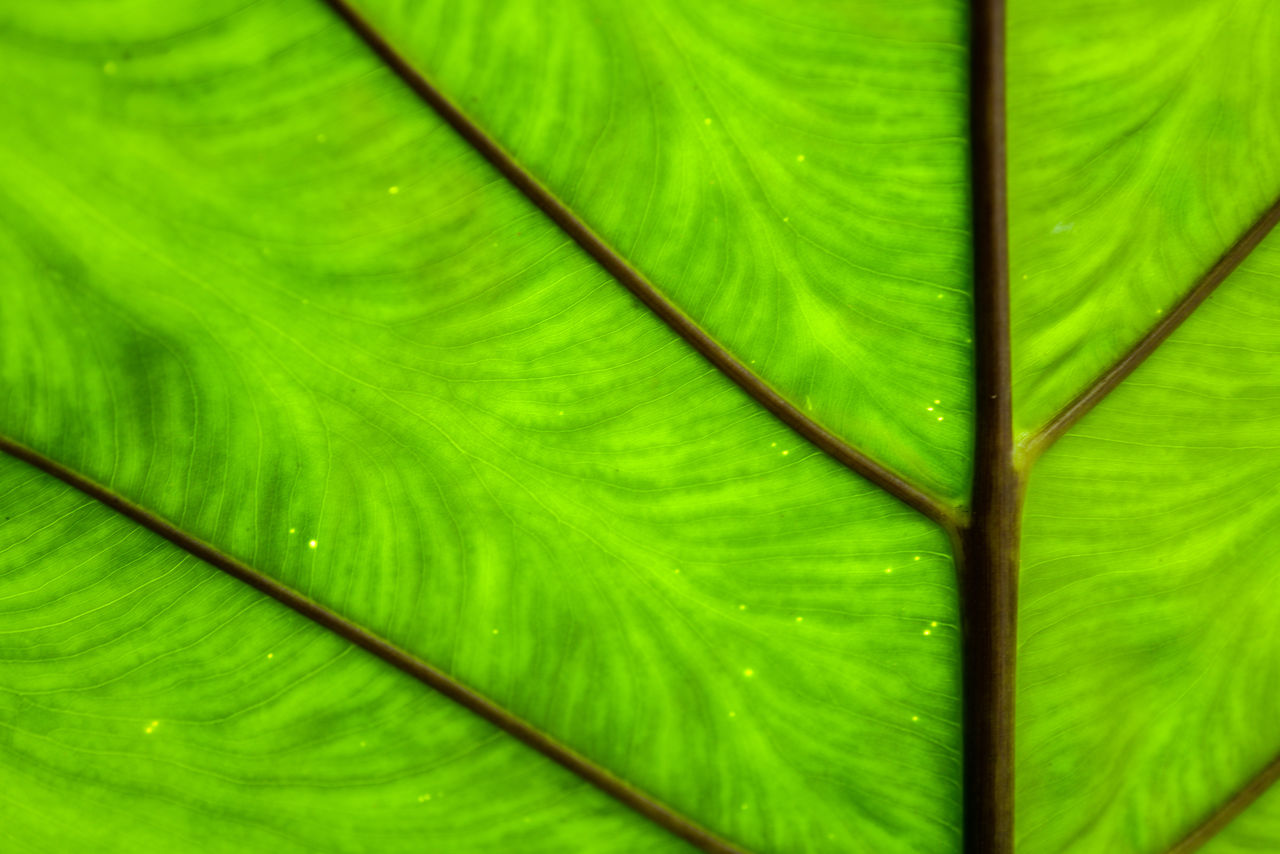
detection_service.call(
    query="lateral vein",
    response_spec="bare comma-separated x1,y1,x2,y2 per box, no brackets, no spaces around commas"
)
1027,195,1280,462
1165,752,1280,854
318,0,959,532
0,433,749,854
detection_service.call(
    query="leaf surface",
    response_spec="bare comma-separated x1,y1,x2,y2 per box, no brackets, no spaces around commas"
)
0,453,686,853
1017,233,1280,852
1007,0,1280,437
1202,783,1280,854
345,0,976,500
3,0,1280,851
0,1,962,851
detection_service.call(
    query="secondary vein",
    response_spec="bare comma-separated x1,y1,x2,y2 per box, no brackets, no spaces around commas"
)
318,0,960,532
1165,752,1280,854
1026,194,1280,462
0,433,748,854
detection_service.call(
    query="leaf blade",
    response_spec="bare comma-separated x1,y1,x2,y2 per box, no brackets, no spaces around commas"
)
341,0,976,500
0,1,964,850
1008,0,1280,439
1017,233,1280,851
0,453,691,854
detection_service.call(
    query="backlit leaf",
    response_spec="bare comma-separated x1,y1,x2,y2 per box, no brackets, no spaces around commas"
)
1,0,1278,852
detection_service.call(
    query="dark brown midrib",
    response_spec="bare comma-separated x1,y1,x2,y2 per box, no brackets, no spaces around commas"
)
1026,194,1280,462
0,434,747,854
962,1,1018,853
1166,753,1280,854
319,0,958,532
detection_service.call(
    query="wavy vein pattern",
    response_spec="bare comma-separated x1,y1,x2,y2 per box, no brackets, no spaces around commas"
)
1202,784,1280,853
1017,234,1280,852
1008,0,1280,438
0,455,685,853
0,1,962,851
347,0,974,501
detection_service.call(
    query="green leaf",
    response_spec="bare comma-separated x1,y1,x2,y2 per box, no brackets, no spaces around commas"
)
1007,0,1280,437
0,1,961,851
0,453,687,853
348,0,977,500
1018,234,1280,852
2,0,1279,852
1202,777,1280,853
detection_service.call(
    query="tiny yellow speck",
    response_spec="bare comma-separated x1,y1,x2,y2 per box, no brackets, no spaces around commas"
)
316,133,327,143
1022,274,1028,280
1156,308,1164,315
914,556,921,561
771,442,777,447
937,416,944,421
912,715,919,722
744,669,754,677
924,629,931,636
674,569,680,574
418,794,432,802
782,216,789,223
739,604,747,611
796,616,803,622
936,294,944,299
782,450,789,456
144,728,152,734
103,62,117,75
934,400,941,405
704,117,712,126
389,186,399,194
885,568,893,574
931,621,938,627
927,407,934,412
796,154,805,162
151,721,159,727
729,711,736,718
267,653,274,659
309,540,317,549
289,528,296,534
492,629,499,635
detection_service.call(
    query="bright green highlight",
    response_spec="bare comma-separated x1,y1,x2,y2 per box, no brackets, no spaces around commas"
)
351,0,975,500
1017,233,1280,851
0,1,961,851
0,454,687,853
1008,0,1280,438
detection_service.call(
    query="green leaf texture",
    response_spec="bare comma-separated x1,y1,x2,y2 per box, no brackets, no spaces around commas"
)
0,1,961,851
3,0,1280,852
348,0,976,500
1203,783,1280,854
1007,0,1280,437
1018,233,1280,852
0,453,687,853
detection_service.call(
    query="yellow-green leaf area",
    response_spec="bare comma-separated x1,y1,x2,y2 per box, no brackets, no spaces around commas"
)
1017,233,1280,852
348,0,975,500
0,1,963,851
1008,0,1280,437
